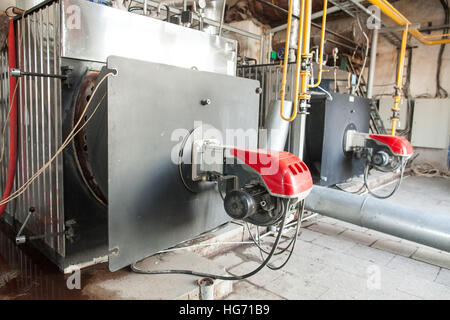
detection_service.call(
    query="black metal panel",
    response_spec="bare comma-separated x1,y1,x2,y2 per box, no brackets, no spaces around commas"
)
106,57,260,271
305,93,370,187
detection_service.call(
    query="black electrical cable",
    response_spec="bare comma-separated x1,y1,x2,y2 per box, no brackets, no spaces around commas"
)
257,200,305,271
363,158,406,200
130,199,290,280
335,181,366,194
4,6,19,17
245,202,297,257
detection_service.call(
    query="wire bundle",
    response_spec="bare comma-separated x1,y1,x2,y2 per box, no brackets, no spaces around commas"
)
131,199,305,280
411,162,450,179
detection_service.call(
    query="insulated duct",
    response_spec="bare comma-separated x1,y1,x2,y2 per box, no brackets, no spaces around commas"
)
305,186,450,252
289,0,301,62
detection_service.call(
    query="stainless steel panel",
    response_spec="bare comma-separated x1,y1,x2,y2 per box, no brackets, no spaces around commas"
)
107,56,260,271
61,0,237,76
14,2,65,256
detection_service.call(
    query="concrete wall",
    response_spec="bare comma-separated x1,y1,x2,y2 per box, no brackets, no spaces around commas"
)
0,0,16,11
372,0,449,98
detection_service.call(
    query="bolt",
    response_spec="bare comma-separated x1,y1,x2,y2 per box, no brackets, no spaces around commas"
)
200,99,211,106
255,87,263,94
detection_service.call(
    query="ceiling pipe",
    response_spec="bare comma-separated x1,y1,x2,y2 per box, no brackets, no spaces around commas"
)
305,186,450,253
368,0,450,45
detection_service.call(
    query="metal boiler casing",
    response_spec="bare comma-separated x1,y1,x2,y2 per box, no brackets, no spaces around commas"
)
303,93,370,186
0,0,258,272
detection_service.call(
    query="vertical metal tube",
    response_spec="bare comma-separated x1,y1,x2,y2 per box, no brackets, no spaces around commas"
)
391,25,408,136
218,0,226,36
297,111,307,160
279,0,294,121
144,0,148,15
367,28,378,99
289,0,301,62
300,0,312,96
309,0,328,88
259,34,264,64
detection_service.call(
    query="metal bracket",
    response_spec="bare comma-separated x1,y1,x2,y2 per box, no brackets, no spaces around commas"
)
10,68,68,80
16,207,67,244
379,24,421,33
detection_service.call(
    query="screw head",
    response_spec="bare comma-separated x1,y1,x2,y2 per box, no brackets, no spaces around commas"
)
201,99,211,106
255,87,263,94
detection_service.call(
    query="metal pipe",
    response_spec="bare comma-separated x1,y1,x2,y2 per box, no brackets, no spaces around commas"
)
289,0,301,62
309,0,328,88
391,25,408,136
279,0,295,122
368,0,450,45
305,186,450,253
299,0,312,100
296,107,307,160
291,0,306,121
310,0,365,20
263,4,357,48
367,28,378,99
134,0,262,40
144,0,148,15
218,0,226,36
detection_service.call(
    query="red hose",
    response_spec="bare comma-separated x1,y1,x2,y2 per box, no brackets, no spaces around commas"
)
0,19,18,217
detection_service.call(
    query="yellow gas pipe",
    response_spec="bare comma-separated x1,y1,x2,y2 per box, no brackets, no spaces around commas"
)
299,0,312,101
279,0,295,122
368,0,450,135
292,0,306,120
391,24,408,136
280,0,327,122
309,0,328,88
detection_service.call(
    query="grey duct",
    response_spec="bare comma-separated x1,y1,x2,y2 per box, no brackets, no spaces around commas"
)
260,100,293,151
305,186,450,252
366,28,379,99
289,0,301,62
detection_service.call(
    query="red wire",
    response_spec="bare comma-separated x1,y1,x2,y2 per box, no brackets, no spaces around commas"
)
0,19,18,216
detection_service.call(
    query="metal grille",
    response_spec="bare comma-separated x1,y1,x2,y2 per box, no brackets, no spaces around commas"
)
237,63,298,127
0,51,11,214
14,1,64,256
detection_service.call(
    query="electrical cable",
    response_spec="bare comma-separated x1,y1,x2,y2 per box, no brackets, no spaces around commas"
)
4,6,20,18
335,182,366,194
245,204,297,257
266,200,304,270
249,200,304,270
130,199,291,280
316,85,333,101
363,158,406,199
355,15,369,95
0,72,114,207
411,162,450,179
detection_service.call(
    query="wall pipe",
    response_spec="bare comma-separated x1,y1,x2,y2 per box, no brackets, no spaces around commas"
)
368,0,450,45
279,0,295,122
289,0,301,62
305,186,450,253
309,0,328,88
391,24,408,136
366,27,378,99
